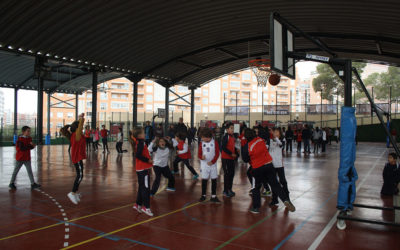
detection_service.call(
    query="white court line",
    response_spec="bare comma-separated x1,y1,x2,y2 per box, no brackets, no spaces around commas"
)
308,150,386,250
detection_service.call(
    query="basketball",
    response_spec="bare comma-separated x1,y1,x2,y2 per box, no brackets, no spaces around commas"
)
269,73,281,86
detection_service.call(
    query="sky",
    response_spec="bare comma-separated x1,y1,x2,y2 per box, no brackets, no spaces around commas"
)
0,61,324,114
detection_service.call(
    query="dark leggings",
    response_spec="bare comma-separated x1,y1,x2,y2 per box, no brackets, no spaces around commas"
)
222,159,235,193
252,163,289,209
116,142,123,153
151,166,175,195
72,160,84,192
202,179,217,196
247,166,270,191
102,138,109,151
271,167,290,202
173,157,198,175
136,170,150,208
86,138,91,152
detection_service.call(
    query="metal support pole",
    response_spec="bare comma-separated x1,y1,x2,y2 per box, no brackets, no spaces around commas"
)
47,93,51,136
164,85,169,134
37,77,44,144
353,86,356,107
133,81,138,126
275,90,278,124
223,92,226,122
305,90,307,122
289,89,292,122
14,88,18,135
91,71,98,129
344,60,352,107
320,90,323,127
190,88,195,128
75,93,79,120
248,92,251,125
336,92,339,128
261,89,264,122
235,92,238,122
371,87,374,124
389,86,392,117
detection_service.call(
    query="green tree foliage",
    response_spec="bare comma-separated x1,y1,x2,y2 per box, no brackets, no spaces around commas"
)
363,66,400,101
312,62,366,101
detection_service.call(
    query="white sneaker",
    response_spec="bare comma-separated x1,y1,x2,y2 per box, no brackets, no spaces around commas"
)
68,192,78,205
133,204,142,213
141,207,154,217
75,193,81,202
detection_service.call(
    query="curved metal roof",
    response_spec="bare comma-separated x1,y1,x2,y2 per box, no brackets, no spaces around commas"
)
0,0,399,89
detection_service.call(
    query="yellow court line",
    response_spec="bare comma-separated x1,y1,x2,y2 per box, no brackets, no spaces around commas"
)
0,203,133,241
61,202,200,249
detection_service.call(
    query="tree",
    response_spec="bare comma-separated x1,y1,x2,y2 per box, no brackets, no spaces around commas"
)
360,66,400,101
312,62,366,101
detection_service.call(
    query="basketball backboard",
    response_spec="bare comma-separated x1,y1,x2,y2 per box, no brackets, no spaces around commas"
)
270,12,296,79
158,108,166,118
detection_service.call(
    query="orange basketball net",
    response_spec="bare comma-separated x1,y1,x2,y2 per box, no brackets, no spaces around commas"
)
248,59,273,87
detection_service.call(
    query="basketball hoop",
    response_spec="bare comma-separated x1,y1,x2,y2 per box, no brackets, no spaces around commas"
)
248,59,273,87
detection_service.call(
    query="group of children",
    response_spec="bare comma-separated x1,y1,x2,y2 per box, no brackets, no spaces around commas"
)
9,115,399,218
83,125,110,153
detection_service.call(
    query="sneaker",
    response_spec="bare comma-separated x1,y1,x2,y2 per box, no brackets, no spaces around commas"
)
9,183,17,190
75,193,81,202
67,192,78,205
166,187,176,192
229,190,235,197
141,207,154,217
269,200,279,206
199,195,207,202
192,174,199,180
210,196,221,203
133,203,142,213
346,209,353,216
171,170,178,174
249,207,260,214
223,191,230,197
283,200,296,212
31,183,41,190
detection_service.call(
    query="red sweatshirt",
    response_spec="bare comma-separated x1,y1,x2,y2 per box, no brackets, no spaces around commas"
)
176,140,191,159
71,131,86,164
135,139,153,171
16,136,34,161
221,134,236,160
247,137,273,169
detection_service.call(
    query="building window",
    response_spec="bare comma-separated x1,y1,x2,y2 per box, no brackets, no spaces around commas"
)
203,89,208,96
111,102,129,110
178,86,188,92
222,82,228,88
146,85,153,92
67,112,73,118
87,93,92,98
242,73,251,80
146,95,153,102
202,107,208,112
57,123,63,128
57,93,64,97
146,104,153,111
202,98,208,104
195,105,201,111
56,102,63,108
100,92,108,100
87,101,92,108
57,112,63,118
230,81,240,88
100,103,107,110
111,94,118,99
86,112,92,117
120,94,128,99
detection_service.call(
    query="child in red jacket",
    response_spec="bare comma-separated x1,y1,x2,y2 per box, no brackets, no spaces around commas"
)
172,132,199,179
9,126,41,190
221,122,239,197
60,113,86,205
132,127,154,217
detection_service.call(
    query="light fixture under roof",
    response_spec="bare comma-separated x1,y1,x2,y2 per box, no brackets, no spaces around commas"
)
37,51,42,55
54,55,59,58
8,45,13,49
46,53,51,57
18,48,23,51
62,57,67,60
77,60,82,63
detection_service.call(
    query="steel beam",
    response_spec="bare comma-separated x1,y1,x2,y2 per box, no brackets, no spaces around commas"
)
190,88,195,128
37,77,44,144
14,89,18,135
75,93,79,120
164,85,170,134
91,71,97,129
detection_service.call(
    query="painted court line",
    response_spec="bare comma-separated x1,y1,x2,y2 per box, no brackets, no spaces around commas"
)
308,150,386,250
0,203,133,241
273,192,337,249
215,187,313,249
61,202,200,249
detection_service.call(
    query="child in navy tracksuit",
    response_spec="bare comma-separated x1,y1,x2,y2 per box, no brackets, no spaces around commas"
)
9,126,41,190
149,137,175,195
381,152,400,195
172,132,199,179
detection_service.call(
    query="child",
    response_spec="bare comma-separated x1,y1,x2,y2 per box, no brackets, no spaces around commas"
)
221,122,238,197
60,113,86,204
241,128,295,214
100,125,110,153
149,137,175,195
116,127,123,154
92,127,100,151
381,152,400,195
9,126,41,190
198,128,221,203
132,127,154,216
84,126,91,152
172,132,199,179
296,130,302,153
269,128,291,206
